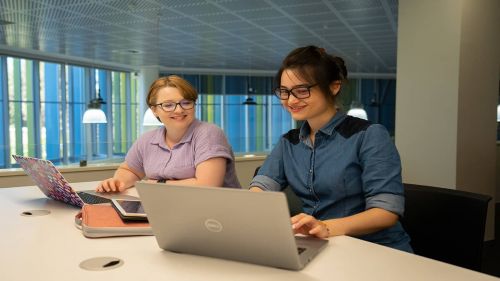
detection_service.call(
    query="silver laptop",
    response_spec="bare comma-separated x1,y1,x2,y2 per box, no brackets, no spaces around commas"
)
136,182,328,270
12,155,137,208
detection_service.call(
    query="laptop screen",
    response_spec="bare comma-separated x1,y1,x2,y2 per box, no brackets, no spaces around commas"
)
12,155,84,207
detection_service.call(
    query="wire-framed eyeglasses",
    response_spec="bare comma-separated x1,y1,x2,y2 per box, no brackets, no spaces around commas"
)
274,84,317,100
152,100,195,112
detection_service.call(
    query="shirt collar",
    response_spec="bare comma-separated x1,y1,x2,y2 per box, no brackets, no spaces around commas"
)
177,119,200,144
150,119,200,149
299,111,347,141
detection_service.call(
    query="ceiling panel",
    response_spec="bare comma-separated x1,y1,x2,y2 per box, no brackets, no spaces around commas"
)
0,0,399,74
213,0,272,12
280,2,331,15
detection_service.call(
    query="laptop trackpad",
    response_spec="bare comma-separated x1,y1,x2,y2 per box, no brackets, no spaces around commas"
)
296,235,328,246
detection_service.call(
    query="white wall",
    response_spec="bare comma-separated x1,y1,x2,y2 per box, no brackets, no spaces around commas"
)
137,67,160,133
396,0,461,187
396,0,500,240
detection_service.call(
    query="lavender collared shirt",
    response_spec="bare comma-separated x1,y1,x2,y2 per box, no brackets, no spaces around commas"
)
125,119,241,188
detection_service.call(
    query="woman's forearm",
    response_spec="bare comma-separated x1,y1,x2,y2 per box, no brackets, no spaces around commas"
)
114,163,143,189
325,208,399,236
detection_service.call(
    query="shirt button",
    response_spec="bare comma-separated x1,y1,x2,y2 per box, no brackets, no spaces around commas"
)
309,169,313,173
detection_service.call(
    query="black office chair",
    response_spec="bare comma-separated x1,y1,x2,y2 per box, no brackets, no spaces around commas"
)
253,166,303,216
400,183,491,271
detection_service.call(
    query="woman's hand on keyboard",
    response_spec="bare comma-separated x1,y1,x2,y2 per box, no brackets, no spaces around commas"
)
96,178,127,193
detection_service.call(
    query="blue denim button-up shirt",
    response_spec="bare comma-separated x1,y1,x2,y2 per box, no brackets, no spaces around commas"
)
251,112,412,252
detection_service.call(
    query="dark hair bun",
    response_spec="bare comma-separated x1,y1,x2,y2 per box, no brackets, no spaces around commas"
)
332,56,347,80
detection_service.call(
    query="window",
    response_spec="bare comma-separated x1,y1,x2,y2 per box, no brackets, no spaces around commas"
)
0,56,398,169
0,55,138,168
161,73,397,154
170,74,295,154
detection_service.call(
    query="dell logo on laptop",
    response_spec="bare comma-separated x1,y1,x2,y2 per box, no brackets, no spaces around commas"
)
204,219,223,232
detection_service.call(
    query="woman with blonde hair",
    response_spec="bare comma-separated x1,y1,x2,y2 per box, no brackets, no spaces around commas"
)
97,75,241,192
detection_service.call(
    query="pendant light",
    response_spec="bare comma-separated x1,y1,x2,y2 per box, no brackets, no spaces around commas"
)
82,90,107,123
347,79,368,120
143,108,162,126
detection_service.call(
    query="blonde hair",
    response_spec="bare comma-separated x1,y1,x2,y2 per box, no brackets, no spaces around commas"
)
146,75,198,106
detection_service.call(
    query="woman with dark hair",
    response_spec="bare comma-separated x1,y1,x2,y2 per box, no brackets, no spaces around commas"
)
250,46,412,252
97,75,241,192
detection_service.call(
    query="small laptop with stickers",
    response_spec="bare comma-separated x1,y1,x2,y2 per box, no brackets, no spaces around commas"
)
12,155,137,208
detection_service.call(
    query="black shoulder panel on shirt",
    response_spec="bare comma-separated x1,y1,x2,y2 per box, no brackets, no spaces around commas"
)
335,116,371,139
283,128,301,145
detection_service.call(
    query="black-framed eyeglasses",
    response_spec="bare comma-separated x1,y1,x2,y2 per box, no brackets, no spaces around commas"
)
152,100,195,112
274,84,317,100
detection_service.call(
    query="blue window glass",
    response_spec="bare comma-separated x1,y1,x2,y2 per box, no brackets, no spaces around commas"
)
0,55,139,169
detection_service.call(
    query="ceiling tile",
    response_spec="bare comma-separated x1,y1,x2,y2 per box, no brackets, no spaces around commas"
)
0,0,399,74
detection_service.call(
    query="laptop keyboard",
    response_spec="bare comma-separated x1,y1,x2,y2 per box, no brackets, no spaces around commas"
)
77,192,111,204
297,247,306,255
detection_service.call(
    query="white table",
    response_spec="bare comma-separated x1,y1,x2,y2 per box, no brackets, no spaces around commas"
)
1,182,498,281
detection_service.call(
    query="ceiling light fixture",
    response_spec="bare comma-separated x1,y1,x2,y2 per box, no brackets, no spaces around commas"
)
242,96,257,105
347,106,368,120
0,19,14,25
347,79,368,120
111,49,142,54
82,91,107,123
143,108,163,126
241,76,258,105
